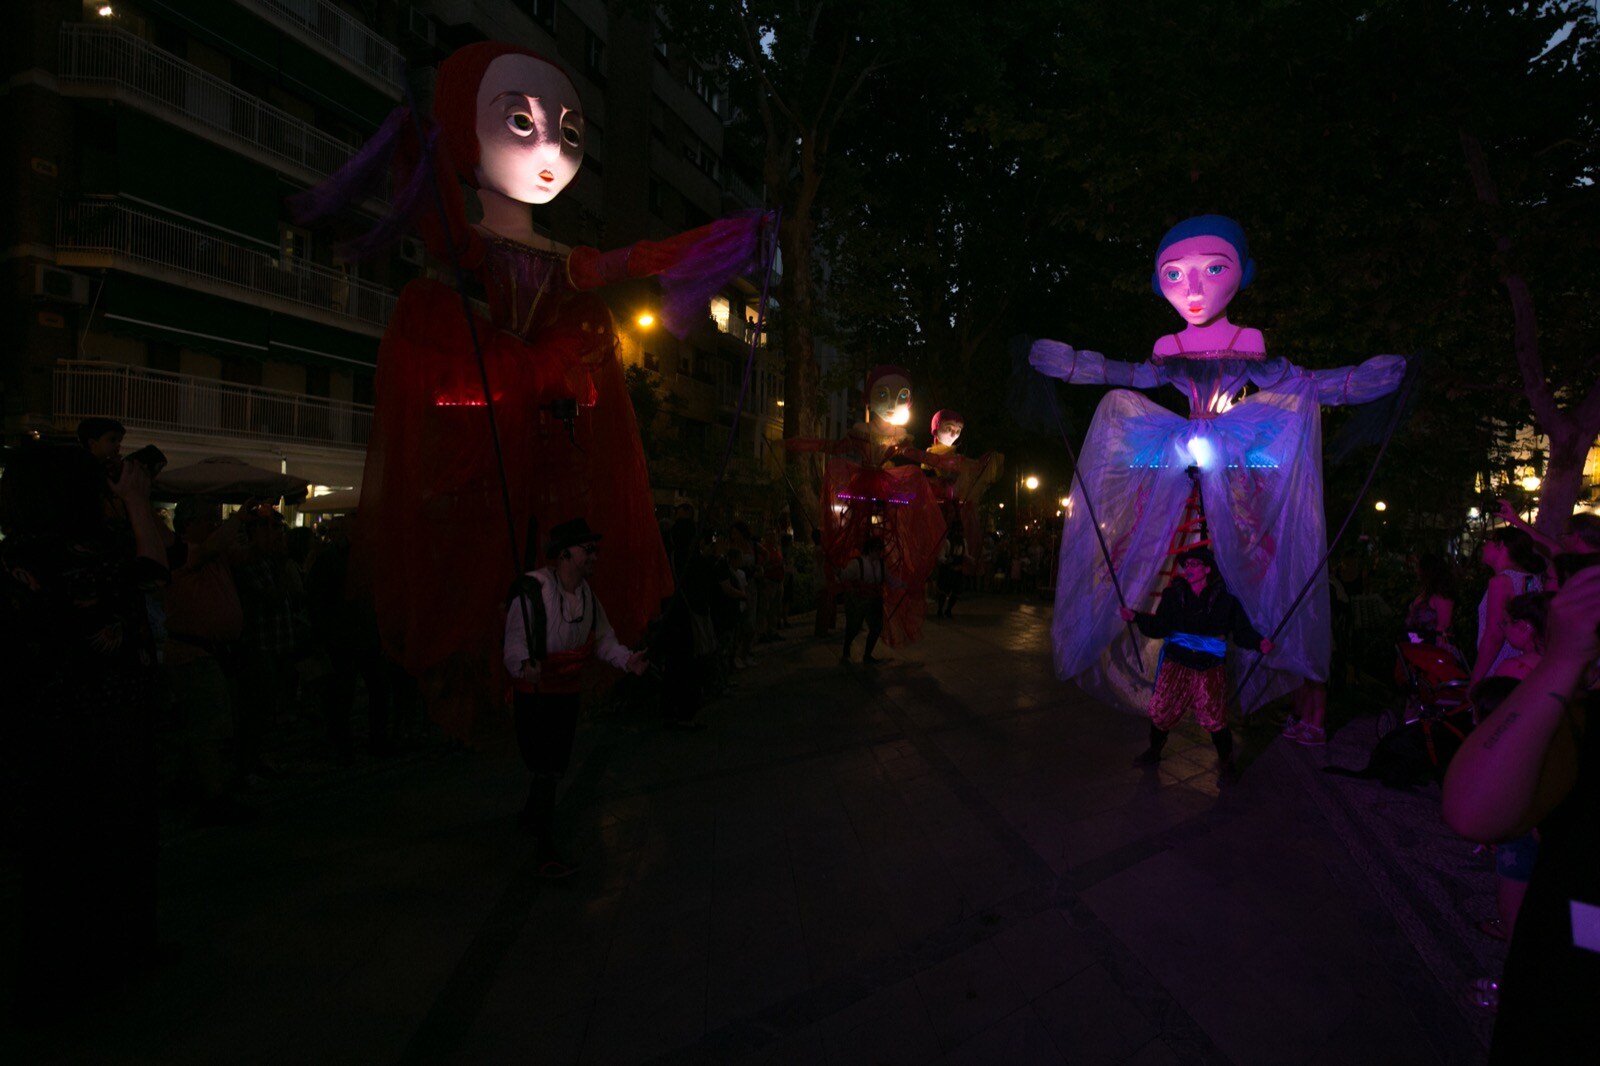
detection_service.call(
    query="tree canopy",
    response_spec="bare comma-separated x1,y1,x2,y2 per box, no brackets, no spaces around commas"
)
644,0,1596,538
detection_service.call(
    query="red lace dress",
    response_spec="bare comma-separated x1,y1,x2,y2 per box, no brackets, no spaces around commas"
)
358,232,670,737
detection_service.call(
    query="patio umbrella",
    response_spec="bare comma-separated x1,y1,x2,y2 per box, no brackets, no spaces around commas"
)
295,487,362,514
154,456,310,503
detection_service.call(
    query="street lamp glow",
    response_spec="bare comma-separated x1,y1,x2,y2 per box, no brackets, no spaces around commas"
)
635,312,655,328
998,502,1005,509
1024,475,1039,491
1520,475,1542,492
97,4,114,15
1374,500,1387,512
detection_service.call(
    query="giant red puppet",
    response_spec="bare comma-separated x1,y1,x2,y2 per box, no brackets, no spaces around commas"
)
787,365,946,646
296,44,766,735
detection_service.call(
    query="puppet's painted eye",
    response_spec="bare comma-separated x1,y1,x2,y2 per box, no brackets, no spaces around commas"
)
561,124,581,147
1164,268,1181,282
1205,263,1227,276
507,113,535,135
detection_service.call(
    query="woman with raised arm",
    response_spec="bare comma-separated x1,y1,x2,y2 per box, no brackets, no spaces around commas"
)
1029,215,1405,718
1444,568,1599,1062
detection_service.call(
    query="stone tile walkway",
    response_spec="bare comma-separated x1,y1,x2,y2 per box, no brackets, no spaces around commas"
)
0,596,1495,1064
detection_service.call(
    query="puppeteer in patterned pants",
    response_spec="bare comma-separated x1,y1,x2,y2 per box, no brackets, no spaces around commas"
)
1121,547,1271,770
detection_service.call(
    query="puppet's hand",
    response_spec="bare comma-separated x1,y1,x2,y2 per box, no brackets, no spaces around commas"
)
1118,606,1136,622
1259,638,1274,655
1028,339,1078,380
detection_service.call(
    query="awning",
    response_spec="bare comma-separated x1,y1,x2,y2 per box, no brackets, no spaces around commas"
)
99,278,382,372
102,276,273,362
268,314,379,370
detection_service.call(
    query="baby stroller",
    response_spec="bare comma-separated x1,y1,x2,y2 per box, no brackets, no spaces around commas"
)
1380,635,1472,739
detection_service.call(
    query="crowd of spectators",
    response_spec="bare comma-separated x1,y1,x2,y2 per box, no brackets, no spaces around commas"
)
17,418,1592,1054
0,424,432,1018
1320,499,1600,1057
655,507,823,725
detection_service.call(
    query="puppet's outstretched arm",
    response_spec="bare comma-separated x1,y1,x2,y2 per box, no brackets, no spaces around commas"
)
1029,339,1162,388
1297,354,1407,407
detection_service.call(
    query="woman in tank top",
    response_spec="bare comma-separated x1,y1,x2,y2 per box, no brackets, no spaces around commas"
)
1473,527,1546,685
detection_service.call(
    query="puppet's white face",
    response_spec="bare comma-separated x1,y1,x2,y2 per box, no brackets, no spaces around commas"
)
869,376,913,427
934,421,964,447
1156,235,1242,326
474,54,584,204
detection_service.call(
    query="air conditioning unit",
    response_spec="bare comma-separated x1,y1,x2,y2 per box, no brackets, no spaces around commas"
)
398,237,425,266
34,264,91,304
406,8,436,45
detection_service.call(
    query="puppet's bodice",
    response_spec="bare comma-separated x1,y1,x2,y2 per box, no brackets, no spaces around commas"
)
1159,354,1292,418
478,236,577,341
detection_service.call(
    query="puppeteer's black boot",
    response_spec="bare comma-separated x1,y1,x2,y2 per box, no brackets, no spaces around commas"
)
1211,728,1240,780
1133,724,1168,765
518,774,554,834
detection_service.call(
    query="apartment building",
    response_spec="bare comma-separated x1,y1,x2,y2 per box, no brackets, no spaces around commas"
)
2,0,776,511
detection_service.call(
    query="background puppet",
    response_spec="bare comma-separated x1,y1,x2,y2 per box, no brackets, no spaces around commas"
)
787,365,945,646
296,43,768,736
921,409,1003,575
1029,215,1404,716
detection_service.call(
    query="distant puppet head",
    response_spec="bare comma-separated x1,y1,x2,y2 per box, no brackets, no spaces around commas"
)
1151,215,1255,327
931,409,965,446
865,365,913,427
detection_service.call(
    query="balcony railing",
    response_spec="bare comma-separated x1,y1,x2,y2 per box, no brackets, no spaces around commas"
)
58,199,397,331
233,0,404,95
59,23,366,183
722,170,764,209
671,372,717,418
55,360,373,450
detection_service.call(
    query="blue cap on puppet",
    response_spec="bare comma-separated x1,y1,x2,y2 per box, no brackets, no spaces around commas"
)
1151,215,1256,295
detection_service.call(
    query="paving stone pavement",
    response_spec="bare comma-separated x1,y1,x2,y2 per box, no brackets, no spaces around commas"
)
0,595,1497,1065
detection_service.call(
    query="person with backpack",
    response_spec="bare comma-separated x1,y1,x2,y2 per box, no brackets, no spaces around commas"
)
503,518,647,877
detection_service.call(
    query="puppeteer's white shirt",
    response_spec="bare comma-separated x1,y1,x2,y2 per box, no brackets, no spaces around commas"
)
503,568,632,677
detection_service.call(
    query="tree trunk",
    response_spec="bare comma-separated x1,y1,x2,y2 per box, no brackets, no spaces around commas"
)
1538,428,1590,538
778,194,822,533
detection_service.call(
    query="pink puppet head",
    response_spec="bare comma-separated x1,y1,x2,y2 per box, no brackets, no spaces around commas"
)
865,365,913,428
435,42,584,203
1152,215,1255,327
931,409,965,446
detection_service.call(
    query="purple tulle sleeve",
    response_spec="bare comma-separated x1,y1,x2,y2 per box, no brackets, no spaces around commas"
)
288,107,440,260
660,210,773,338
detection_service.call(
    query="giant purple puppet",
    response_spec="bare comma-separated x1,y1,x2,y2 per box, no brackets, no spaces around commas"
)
1029,215,1404,714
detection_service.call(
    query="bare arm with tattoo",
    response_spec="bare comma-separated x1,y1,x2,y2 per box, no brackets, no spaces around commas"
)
1443,568,1598,842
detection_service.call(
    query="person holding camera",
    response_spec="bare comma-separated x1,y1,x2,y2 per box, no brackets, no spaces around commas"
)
1,442,170,1019
1444,565,1600,1061
503,518,647,877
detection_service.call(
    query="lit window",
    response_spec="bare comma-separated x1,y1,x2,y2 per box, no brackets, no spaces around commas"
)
710,296,731,333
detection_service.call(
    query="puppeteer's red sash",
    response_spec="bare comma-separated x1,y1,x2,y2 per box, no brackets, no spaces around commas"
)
536,636,596,695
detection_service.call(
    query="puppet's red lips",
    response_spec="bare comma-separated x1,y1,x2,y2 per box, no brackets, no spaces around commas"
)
538,170,555,182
